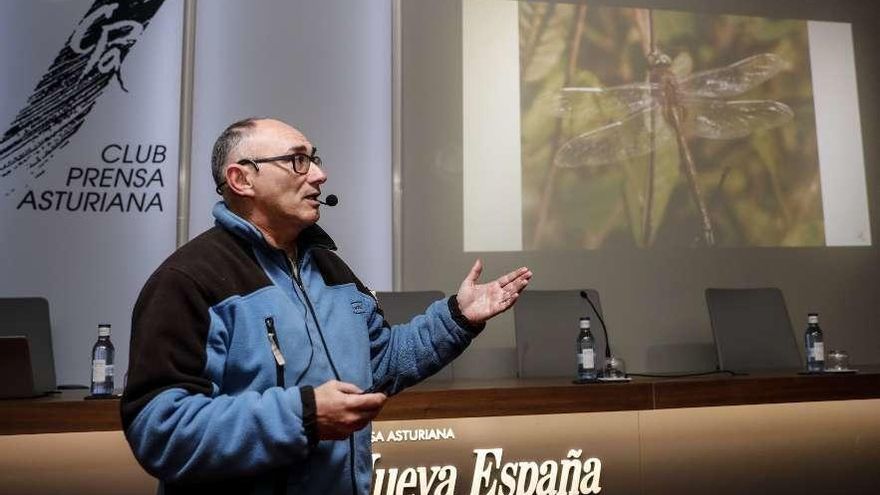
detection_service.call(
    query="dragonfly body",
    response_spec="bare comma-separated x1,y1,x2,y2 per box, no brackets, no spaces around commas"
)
650,53,716,245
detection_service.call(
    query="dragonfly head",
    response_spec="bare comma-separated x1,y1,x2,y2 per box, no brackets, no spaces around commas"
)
647,51,672,68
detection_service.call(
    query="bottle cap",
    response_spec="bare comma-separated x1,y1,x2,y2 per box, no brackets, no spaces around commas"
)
98,323,111,336
579,317,591,329
807,314,818,324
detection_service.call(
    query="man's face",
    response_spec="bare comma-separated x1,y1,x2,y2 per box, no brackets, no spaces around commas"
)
243,119,328,230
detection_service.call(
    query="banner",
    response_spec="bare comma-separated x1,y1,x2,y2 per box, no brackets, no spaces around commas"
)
0,0,182,386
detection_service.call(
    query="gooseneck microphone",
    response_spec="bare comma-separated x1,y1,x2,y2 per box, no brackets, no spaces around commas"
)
318,194,338,206
580,290,611,359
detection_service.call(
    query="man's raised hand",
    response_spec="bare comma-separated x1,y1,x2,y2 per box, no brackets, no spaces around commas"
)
455,259,532,325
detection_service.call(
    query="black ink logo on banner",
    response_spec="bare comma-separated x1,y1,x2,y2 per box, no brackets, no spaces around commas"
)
0,0,166,195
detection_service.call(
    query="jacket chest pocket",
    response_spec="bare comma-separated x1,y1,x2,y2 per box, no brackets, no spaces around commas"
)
335,294,375,348
270,314,314,386
223,312,313,390
310,286,374,354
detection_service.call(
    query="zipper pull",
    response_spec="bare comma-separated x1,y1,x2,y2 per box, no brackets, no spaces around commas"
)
265,317,286,367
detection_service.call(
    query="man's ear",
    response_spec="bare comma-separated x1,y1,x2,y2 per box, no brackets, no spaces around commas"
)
225,163,256,197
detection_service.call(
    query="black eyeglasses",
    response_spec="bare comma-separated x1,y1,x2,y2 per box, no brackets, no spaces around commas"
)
215,147,322,194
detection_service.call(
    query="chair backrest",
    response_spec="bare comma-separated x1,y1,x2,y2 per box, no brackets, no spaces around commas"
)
514,289,606,378
375,291,446,325
705,288,801,372
0,297,56,393
0,336,37,398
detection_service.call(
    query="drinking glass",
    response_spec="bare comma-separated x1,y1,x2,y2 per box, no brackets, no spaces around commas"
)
826,350,850,371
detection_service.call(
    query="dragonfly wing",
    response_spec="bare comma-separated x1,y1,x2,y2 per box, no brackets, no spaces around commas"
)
682,99,794,139
679,53,790,98
557,83,658,119
554,105,675,168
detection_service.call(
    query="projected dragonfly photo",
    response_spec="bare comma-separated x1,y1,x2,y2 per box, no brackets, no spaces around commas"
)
521,5,823,248
556,52,794,246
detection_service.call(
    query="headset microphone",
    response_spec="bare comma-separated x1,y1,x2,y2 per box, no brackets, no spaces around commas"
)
318,194,338,207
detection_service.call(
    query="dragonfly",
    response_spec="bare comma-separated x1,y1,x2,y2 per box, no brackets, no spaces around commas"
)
552,52,794,246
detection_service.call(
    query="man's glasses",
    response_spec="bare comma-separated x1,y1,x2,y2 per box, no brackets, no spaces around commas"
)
215,147,322,194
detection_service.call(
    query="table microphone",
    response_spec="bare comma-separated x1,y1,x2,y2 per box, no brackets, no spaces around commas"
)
318,194,338,206
580,290,611,359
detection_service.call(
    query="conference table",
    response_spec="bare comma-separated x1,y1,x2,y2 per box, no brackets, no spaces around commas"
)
2,370,879,494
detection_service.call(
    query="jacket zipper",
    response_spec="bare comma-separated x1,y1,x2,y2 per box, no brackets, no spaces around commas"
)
264,316,285,387
265,316,287,495
289,255,357,495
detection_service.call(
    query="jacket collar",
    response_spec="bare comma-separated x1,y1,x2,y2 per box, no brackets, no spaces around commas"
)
212,201,337,254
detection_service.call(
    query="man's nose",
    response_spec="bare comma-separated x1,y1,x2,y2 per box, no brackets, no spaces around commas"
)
308,162,328,184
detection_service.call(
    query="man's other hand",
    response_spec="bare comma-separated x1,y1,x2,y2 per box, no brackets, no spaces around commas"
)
456,259,532,325
314,380,387,440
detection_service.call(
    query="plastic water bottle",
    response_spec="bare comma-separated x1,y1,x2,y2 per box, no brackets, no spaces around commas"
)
577,317,597,381
804,313,824,373
90,323,115,396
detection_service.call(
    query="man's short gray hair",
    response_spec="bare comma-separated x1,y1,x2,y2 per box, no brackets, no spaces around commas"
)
210,117,262,189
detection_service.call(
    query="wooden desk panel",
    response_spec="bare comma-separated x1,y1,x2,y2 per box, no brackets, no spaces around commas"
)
652,371,880,409
2,371,879,435
1,391,120,435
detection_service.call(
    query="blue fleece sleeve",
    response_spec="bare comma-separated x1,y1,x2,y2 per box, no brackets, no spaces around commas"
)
368,296,478,394
126,386,310,482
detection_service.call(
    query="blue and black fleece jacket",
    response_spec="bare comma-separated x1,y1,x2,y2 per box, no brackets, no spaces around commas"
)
121,202,481,495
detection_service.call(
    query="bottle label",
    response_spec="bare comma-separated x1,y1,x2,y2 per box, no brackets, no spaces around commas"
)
92,359,106,382
811,342,825,361
578,349,595,369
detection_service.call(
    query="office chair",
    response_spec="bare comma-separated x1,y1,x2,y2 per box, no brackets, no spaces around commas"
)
705,288,802,372
0,297,57,393
375,291,446,325
514,289,606,378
